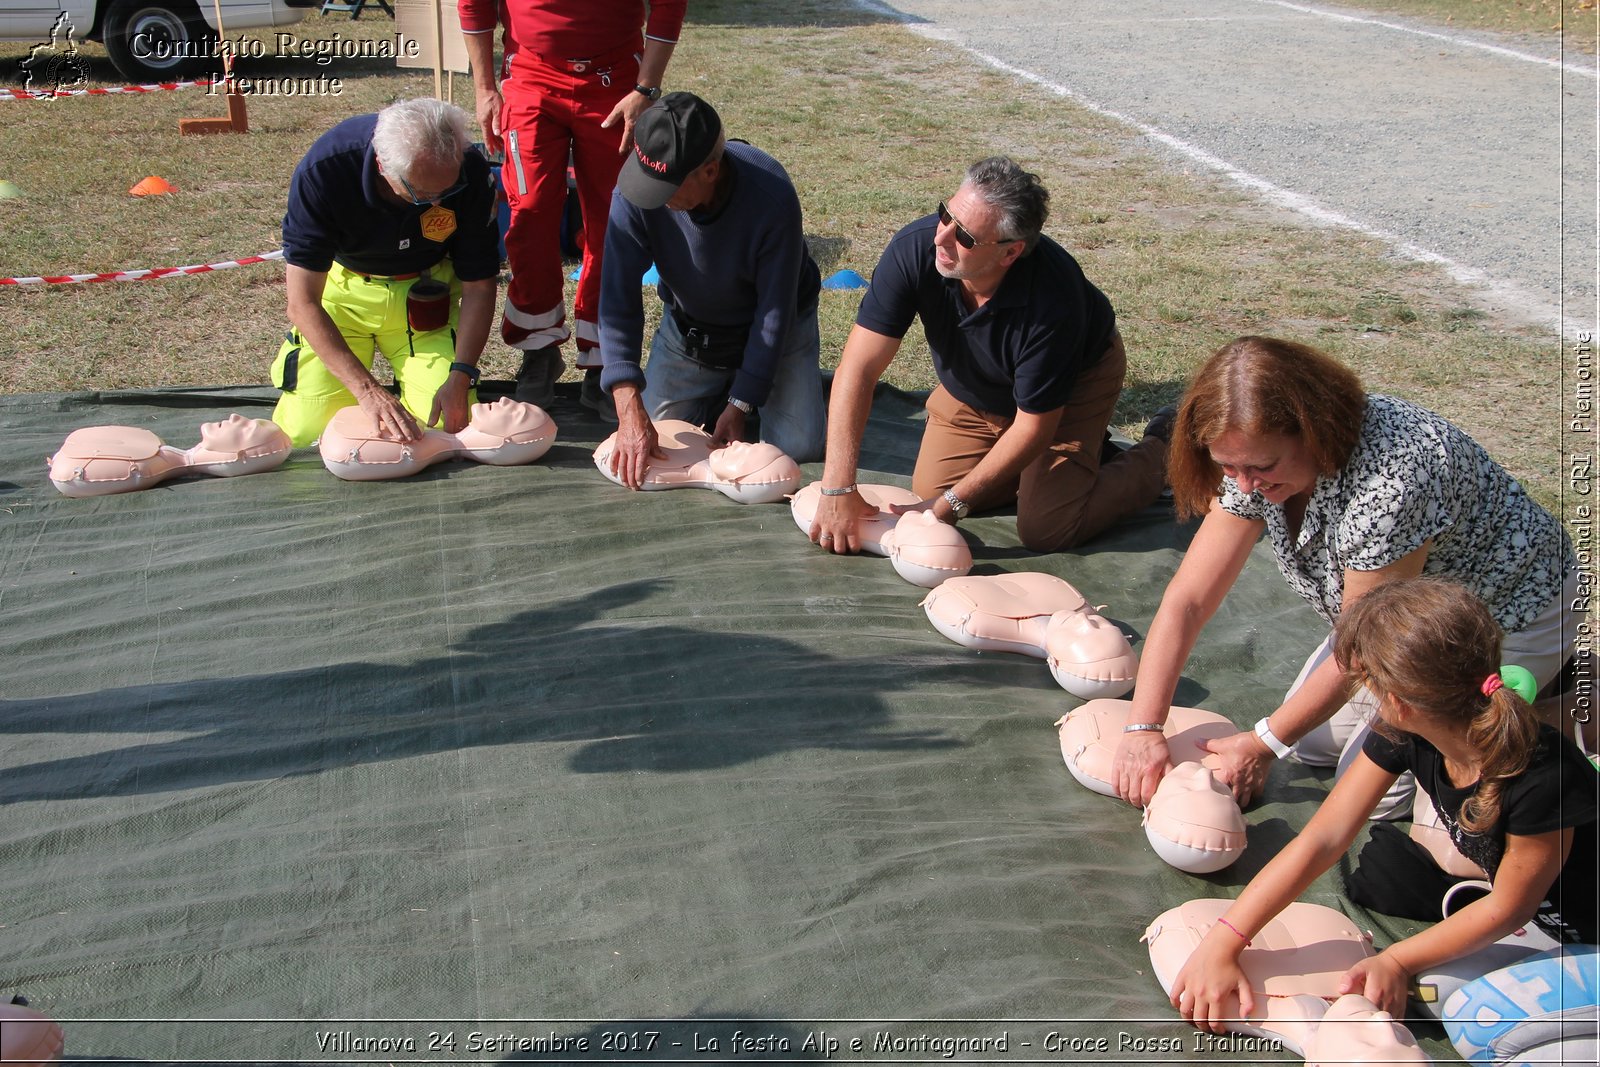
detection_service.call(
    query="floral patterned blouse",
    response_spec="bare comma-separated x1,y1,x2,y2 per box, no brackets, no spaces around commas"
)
1218,394,1573,632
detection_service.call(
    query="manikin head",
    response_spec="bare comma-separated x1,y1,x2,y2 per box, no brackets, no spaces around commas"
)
198,413,287,453
1304,994,1429,1065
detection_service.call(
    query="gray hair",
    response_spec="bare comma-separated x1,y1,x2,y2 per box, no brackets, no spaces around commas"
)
964,156,1049,254
372,98,470,181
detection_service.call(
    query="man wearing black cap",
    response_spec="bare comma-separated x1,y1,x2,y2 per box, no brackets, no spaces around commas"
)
596,92,825,489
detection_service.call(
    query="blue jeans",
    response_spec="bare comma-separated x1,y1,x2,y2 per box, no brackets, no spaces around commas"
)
641,304,826,462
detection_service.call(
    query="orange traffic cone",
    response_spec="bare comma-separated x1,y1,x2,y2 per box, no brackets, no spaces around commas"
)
129,176,177,197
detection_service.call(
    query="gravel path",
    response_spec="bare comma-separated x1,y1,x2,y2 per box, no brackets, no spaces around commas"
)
865,0,1598,336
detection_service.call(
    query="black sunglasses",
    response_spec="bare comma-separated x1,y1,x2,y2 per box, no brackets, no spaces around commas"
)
937,200,1017,249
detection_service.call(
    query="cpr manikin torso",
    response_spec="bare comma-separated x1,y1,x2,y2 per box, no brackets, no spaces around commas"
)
594,420,801,504
0,1000,64,1064
789,481,972,588
49,414,292,497
921,572,1138,698
320,398,557,480
1142,898,1433,1064
1055,699,1246,872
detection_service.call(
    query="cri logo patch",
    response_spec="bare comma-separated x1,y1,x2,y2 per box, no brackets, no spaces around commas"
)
420,206,456,243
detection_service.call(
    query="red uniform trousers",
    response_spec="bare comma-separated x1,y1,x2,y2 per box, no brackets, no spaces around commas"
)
498,46,638,369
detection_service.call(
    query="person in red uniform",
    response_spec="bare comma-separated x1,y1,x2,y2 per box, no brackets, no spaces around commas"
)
459,0,686,411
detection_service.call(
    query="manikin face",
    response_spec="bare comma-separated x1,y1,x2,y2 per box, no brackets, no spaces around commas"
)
933,184,1024,283
200,413,279,451
1152,762,1238,823
1305,995,1428,1065
1206,429,1320,505
468,397,546,437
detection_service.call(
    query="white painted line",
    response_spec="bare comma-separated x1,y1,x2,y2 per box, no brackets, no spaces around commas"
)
929,32,1568,331
850,0,1582,334
1258,0,1597,79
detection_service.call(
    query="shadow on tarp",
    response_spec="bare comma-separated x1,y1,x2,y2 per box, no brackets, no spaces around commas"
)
0,578,973,805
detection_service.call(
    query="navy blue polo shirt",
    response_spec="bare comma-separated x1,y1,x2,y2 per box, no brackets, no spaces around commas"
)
281,114,499,282
855,215,1116,416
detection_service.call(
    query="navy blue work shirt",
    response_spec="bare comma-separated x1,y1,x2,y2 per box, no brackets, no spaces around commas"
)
281,114,499,282
855,215,1116,417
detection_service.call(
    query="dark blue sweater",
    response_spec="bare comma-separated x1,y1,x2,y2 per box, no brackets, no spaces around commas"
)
598,141,820,407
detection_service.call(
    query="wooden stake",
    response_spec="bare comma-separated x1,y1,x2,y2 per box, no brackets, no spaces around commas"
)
179,0,247,135
432,0,444,100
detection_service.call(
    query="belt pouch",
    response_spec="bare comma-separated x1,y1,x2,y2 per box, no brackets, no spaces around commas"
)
670,306,748,371
406,278,452,332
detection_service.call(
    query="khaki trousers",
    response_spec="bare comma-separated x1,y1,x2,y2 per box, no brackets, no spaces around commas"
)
912,331,1167,551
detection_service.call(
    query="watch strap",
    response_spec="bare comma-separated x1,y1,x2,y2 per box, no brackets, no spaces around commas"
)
449,361,481,385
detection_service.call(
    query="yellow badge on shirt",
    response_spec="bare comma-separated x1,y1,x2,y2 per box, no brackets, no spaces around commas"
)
420,205,456,243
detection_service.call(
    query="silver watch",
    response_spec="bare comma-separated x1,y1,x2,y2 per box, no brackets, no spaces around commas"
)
728,396,754,415
941,487,970,520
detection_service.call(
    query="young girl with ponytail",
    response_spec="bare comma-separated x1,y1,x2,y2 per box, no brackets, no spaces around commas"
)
1170,577,1596,1033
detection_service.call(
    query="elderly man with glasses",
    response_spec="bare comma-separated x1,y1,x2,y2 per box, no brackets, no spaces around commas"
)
269,98,500,446
807,156,1172,555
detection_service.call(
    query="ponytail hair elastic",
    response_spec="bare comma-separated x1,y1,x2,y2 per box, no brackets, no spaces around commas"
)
1480,673,1504,698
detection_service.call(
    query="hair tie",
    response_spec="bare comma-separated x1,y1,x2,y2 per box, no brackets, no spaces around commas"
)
1481,673,1504,697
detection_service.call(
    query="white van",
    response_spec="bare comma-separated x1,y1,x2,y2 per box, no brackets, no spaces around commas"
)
3,1,314,83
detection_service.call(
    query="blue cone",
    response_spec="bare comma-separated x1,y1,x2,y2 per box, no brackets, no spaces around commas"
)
573,263,659,285
822,268,867,290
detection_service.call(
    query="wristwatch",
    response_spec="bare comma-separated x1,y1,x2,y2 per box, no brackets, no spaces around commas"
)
728,396,754,415
449,361,481,385
941,486,970,521
634,84,662,101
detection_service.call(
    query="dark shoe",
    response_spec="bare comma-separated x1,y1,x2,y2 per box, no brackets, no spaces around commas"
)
514,347,564,408
1143,404,1178,444
579,370,617,423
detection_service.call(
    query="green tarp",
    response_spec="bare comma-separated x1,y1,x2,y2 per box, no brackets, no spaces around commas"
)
0,385,1450,1063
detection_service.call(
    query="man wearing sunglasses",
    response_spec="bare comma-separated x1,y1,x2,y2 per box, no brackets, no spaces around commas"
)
808,156,1171,555
270,98,499,446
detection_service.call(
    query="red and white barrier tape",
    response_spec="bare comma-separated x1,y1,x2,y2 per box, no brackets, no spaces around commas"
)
1,250,283,286
2,78,217,101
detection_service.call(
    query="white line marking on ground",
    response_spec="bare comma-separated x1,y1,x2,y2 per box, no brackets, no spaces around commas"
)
1258,0,1597,79
851,0,1578,333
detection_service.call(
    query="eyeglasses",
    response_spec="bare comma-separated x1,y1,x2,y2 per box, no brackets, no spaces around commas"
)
399,171,467,205
937,200,1018,249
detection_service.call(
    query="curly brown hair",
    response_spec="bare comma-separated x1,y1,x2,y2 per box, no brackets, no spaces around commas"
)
1169,337,1368,519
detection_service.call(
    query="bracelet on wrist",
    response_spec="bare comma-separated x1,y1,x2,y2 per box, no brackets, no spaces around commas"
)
1254,717,1293,759
1122,722,1165,734
819,484,857,497
1216,916,1252,946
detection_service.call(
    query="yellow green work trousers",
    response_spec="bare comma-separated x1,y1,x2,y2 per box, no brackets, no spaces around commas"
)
270,260,477,446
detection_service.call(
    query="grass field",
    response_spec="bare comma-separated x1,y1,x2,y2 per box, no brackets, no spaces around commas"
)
0,0,1587,513
1369,0,1597,51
